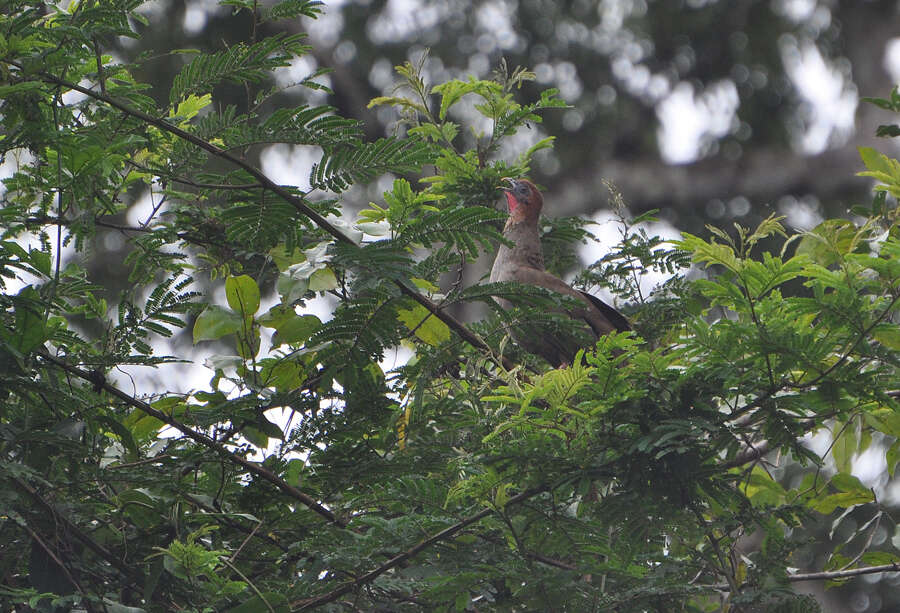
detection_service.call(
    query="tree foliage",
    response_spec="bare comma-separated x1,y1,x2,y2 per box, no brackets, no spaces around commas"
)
1,2,900,611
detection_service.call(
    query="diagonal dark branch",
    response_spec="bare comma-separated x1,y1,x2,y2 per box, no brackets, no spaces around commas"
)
38,350,348,528
704,563,900,591
787,563,900,582
10,475,146,587
292,485,549,610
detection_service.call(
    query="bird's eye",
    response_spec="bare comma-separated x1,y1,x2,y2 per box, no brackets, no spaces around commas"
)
515,184,528,197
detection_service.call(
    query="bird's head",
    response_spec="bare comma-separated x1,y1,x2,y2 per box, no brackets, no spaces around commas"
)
500,177,543,223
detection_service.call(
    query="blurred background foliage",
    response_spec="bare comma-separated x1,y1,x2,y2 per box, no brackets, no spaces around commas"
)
118,0,900,227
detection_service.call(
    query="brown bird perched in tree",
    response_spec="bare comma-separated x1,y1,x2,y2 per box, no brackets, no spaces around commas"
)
490,177,630,367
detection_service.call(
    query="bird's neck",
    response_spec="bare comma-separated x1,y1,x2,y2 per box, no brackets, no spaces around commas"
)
500,218,544,270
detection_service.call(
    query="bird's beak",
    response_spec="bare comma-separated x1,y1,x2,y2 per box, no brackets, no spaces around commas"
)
500,177,518,192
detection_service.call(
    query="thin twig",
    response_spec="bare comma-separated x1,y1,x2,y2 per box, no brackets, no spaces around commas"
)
787,562,900,582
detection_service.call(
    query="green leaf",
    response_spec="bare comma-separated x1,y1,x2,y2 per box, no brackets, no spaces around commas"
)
0,80,45,97
876,124,900,138
193,305,243,343
225,592,289,613
860,551,899,566
872,323,900,349
795,219,859,267
367,95,429,115
170,33,310,102
241,425,270,448
744,467,787,507
308,266,338,291
117,488,159,529
397,305,451,346
226,275,260,317
259,305,322,346
858,146,893,174
829,472,869,496
259,358,303,390
310,137,432,192
29,247,51,276
284,458,305,486
888,440,900,478
809,491,874,515
268,245,306,272
431,79,479,120
831,422,857,474
170,93,212,121
255,416,285,440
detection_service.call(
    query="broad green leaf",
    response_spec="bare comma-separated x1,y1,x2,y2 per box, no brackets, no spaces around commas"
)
860,551,899,566
872,323,900,350
284,458,305,487
241,425,270,448
397,305,451,346
858,146,893,175
744,467,787,507
259,358,303,390
274,314,321,345
255,416,285,440
277,270,310,303
259,305,321,345
193,305,243,343
204,355,244,373
226,275,260,317
887,440,900,478
809,491,874,514
117,488,158,528
11,286,45,354
268,245,306,271
225,593,288,613
830,472,869,495
308,266,338,291
29,248,51,276
830,421,857,474
129,415,166,442
410,277,441,293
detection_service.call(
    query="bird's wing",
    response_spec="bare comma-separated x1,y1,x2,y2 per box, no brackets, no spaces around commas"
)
510,267,629,336
577,290,631,333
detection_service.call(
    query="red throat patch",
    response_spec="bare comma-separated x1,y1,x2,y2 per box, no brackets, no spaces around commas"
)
504,191,519,213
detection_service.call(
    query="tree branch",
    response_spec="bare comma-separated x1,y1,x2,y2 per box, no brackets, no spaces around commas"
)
723,439,771,469
292,485,549,610
10,475,146,587
787,563,900,582
37,350,348,528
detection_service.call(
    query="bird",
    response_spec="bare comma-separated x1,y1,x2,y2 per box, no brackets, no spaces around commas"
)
489,177,630,367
